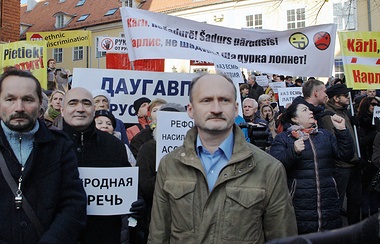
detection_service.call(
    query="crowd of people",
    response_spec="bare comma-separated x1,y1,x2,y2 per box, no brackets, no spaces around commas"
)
1,65,380,244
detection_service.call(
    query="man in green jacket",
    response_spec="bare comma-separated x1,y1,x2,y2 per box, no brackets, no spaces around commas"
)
148,73,297,244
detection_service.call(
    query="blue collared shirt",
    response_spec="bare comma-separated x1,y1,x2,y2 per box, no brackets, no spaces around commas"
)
196,131,234,192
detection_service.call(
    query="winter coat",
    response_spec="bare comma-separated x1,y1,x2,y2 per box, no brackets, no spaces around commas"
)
270,127,354,234
62,121,131,244
148,125,297,244
0,120,87,244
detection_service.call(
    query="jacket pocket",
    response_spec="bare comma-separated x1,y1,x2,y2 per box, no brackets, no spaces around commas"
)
222,186,265,241
164,180,196,232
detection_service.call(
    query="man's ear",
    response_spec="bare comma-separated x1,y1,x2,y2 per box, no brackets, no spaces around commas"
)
187,103,194,119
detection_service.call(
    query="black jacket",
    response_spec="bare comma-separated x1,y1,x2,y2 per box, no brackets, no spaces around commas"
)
270,128,354,234
63,121,131,244
0,120,87,244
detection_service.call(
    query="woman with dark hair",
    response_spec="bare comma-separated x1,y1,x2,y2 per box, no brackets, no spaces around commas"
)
270,101,354,234
357,96,380,219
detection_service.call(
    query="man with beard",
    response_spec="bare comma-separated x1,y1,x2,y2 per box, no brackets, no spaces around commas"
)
148,74,297,243
0,68,86,243
321,84,361,225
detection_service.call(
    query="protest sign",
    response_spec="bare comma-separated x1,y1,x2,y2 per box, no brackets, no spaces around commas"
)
72,68,198,123
255,75,270,87
268,82,286,93
121,7,337,77
27,30,91,48
373,105,380,125
277,87,303,107
0,41,47,89
97,37,128,53
156,111,193,170
338,32,380,89
78,167,138,215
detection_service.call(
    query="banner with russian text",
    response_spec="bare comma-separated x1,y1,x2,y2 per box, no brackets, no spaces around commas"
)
73,68,199,123
1,41,47,89
26,30,91,48
121,7,337,77
338,32,380,89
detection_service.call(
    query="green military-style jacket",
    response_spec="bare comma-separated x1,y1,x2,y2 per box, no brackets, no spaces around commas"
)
148,124,297,244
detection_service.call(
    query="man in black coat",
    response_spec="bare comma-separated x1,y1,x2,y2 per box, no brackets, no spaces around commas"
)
61,87,144,244
0,68,87,243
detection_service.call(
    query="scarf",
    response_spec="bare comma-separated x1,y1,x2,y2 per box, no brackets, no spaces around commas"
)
48,107,61,121
287,124,318,140
1,120,39,166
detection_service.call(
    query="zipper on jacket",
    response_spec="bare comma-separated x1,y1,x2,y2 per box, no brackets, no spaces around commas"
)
15,133,24,210
309,137,322,232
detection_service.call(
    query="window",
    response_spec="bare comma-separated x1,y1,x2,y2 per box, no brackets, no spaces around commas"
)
96,36,106,58
246,15,253,28
334,58,345,79
53,48,63,63
287,8,305,30
73,46,84,61
333,0,356,30
254,14,263,29
77,14,89,22
56,14,65,28
105,8,118,16
246,14,262,29
76,0,86,7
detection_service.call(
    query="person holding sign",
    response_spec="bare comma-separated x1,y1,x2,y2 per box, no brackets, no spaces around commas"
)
0,68,87,243
61,87,145,244
321,84,361,225
270,101,354,234
149,74,297,243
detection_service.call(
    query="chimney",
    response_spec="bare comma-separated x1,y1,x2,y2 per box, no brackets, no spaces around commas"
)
26,0,38,11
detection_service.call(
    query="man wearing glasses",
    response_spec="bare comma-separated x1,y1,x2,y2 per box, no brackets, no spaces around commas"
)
322,84,361,226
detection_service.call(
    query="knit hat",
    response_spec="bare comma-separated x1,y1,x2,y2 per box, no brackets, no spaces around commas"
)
133,97,151,112
92,89,111,103
95,110,116,128
159,103,186,112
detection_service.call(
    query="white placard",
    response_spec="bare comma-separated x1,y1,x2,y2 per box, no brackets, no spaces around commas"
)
78,167,138,216
373,106,380,125
268,82,286,93
156,111,193,171
73,68,198,123
255,75,270,87
97,37,128,53
277,87,303,106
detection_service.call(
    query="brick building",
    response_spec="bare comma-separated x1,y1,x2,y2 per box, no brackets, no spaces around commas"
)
0,0,20,43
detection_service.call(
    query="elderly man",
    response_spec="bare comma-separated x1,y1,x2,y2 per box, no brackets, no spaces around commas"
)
0,68,86,243
91,89,129,145
148,74,297,244
61,87,144,244
247,74,264,101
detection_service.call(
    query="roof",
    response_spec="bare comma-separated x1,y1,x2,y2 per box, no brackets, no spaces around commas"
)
20,0,234,38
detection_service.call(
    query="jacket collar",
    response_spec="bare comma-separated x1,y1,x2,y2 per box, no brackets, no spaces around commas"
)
62,120,98,144
181,124,254,168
